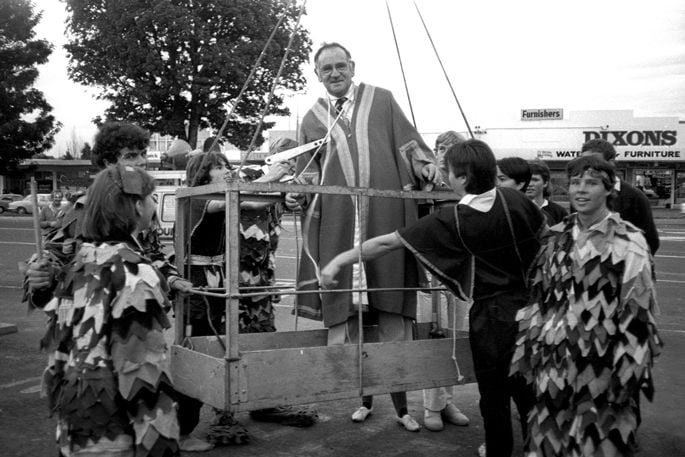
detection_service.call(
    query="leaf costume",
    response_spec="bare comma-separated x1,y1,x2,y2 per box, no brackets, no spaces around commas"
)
40,241,179,457
511,213,662,457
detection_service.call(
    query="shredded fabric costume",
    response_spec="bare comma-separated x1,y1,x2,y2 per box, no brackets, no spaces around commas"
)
237,167,285,333
24,197,181,310
511,213,662,457
38,241,179,457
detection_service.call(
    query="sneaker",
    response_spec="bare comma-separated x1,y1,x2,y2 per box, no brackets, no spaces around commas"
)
443,403,470,426
477,443,486,457
179,435,214,452
397,414,421,432
423,409,444,431
351,406,373,422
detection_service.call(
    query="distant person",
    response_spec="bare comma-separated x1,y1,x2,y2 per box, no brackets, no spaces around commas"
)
579,139,659,254
526,160,568,225
511,155,662,456
433,130,467,190
420,130,470,432
38,190,63,237
203,136,223,153
496,157,531,192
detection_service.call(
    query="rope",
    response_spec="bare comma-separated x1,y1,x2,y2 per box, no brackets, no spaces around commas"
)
385,0,417,129
292,211,301,331
189,11,288,187
237,1,308,173
413,0,474,138
203,295,226,352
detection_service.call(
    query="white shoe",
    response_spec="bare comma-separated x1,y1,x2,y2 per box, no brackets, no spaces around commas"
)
351,406,373,422
477,443,486,457
423,409,444,431
397,413,420,432
443,403,470,426
179,435,214,452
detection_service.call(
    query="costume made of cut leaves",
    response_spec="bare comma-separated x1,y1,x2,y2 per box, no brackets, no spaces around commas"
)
24,195,181,310
39,241,180,457
511,213,662,457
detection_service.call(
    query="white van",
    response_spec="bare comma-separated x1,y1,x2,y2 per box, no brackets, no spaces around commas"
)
154,186,177,240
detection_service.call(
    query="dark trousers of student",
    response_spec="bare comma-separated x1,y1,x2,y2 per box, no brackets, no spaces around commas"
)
469,291,534,457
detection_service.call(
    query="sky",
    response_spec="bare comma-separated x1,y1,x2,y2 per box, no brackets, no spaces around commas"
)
32,0,685,155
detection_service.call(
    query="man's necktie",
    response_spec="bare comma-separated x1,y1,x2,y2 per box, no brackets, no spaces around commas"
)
335,97,347,114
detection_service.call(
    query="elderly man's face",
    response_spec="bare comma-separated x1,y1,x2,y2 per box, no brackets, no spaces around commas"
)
315,47,355,98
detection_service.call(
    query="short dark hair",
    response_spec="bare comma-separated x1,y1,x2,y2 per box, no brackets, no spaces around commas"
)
92,122,150,168
497,157,531,191
82,165,155,242
528,160,552,197
313,42,352,66
444,139,497,194
185,152,231,187
581,138,617,161
202,136,223,153
566,155,616,208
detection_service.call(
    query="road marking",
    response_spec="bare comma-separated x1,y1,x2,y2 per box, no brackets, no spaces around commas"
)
661,329,685,334
0,285,22,289
0,228,34,231
0,241,35,245
656,254,685,259
20,385,42,394
0,376,42,389
658,279,685,284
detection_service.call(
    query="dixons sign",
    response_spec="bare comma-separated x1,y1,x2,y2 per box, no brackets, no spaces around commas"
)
583,130,677,146
536,129,682,161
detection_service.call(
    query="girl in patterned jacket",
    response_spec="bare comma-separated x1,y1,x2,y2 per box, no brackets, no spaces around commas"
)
38,164,179,457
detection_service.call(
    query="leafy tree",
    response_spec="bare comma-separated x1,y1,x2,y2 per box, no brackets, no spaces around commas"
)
65,0,311,149
0,0,60,171
80,142,92,160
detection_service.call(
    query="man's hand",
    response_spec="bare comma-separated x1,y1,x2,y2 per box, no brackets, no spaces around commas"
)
261,162,294,183
26,258,55,292
319,261,341,289
421,163,439,183
285,192,306,211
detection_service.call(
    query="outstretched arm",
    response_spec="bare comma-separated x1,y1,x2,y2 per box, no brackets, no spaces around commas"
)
320,232,403,288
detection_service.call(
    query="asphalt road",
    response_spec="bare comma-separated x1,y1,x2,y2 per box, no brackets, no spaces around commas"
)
1,214,684,456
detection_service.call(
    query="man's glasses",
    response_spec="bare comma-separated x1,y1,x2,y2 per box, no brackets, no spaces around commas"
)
318,63,351,77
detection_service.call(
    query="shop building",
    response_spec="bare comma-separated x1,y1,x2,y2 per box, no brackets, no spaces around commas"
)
471,110,685,207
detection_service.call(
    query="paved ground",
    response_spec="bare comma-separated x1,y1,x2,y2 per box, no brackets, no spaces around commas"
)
1,212,684,456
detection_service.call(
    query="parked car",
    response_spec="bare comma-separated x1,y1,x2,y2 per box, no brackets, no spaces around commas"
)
8,194,52,215
0,194,24,214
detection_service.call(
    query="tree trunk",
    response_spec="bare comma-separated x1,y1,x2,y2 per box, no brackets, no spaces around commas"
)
187,102,201,150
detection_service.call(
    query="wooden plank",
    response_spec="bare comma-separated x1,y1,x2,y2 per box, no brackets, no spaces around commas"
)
225,337,473,412
186,326,386,357
171,345,227,409
232,344,362,411
361,338,474,395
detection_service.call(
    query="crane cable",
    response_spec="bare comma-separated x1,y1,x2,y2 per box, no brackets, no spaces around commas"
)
385,0,417,129
413,0,474,138
189,8,288,187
